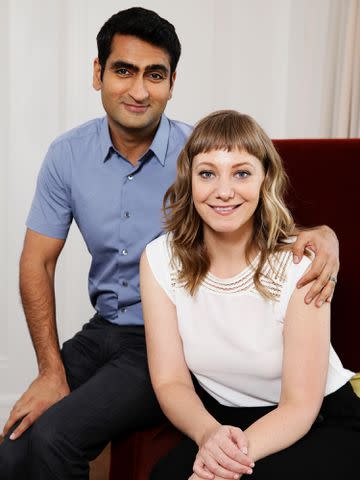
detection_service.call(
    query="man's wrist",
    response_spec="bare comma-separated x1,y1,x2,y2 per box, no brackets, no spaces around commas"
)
38,357,66,380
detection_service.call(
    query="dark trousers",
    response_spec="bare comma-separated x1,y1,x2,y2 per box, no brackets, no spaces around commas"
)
0,314,164,480
151,381,360,480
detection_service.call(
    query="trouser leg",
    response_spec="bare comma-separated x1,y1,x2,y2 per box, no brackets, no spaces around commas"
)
0,314,104,480
0,420,30,480
29,339,163,479
0,315,164,480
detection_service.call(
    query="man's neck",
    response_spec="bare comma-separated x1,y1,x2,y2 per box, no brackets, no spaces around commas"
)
108,117,160,166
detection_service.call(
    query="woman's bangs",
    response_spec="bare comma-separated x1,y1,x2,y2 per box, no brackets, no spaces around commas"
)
189,113,267,161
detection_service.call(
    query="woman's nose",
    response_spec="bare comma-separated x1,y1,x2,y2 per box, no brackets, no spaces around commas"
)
215,183,235,200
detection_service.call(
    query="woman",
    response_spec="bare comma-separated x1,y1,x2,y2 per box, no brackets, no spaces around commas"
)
140,111,359,480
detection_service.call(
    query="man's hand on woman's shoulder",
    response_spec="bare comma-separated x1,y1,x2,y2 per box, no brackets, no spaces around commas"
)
292,225,339,307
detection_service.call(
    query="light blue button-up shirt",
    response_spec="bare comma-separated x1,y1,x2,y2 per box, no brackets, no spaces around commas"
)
26,115,192,325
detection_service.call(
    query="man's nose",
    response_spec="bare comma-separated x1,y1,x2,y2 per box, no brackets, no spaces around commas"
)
128,76,150,102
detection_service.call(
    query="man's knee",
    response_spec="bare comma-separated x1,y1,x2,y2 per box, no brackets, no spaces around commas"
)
0,435,29,480
29,412,71,459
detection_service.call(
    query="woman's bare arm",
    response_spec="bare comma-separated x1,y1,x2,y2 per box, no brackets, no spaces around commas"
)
243,280,330,462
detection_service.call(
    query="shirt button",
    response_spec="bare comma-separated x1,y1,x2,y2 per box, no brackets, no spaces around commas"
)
124,211,130,218
127,174,134,180
122,280,128,287
120,307,127,313
121,249,128,256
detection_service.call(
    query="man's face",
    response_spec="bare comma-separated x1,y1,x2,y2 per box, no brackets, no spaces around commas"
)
93,34,176,134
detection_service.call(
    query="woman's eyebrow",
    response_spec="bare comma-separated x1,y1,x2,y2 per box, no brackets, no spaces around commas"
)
194,161,254,168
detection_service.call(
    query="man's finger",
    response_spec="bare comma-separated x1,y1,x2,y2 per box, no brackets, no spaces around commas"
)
314,280,336,307
291,236,310,264
9,413,35,440
297,256,327,289
304,267,334,304
2,406,29,437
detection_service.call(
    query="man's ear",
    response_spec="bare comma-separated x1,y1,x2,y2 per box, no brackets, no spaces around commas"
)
168,71,177,100
93,58,102,91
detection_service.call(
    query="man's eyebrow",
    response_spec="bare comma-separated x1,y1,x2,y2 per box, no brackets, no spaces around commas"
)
144,64,169,76
109,61,169,76
110,61,139,72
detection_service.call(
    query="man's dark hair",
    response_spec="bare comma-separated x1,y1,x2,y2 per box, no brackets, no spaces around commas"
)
96,7,181,80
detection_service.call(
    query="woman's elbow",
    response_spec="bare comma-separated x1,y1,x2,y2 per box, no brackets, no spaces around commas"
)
279,399,322,433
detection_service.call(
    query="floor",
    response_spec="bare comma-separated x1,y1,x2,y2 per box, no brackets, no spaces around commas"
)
90,443,111,480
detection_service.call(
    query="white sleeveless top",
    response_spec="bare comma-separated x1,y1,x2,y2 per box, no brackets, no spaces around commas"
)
146,234,354,407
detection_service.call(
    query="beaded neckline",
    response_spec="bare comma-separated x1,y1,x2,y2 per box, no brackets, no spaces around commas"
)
201,251,292,299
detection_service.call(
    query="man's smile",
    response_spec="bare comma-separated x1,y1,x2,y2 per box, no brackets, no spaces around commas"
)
122,102,150,113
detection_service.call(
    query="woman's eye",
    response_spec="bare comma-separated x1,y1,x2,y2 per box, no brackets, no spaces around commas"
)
235,170,250,178
199,171,214,179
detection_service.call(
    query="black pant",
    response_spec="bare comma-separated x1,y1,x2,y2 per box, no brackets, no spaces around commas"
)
0,314,164,480
151,381,360,480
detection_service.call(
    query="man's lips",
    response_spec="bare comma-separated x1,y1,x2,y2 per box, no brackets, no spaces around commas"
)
123,103,149,113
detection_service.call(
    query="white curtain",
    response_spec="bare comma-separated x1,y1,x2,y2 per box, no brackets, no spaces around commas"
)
1,0,359,425
331,0,360,137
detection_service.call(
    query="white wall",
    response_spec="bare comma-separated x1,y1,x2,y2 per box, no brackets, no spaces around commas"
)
0,0,346,425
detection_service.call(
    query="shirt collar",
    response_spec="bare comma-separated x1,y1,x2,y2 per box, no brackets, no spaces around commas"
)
100,114,170,166
148,114,170,166
100,117,114,162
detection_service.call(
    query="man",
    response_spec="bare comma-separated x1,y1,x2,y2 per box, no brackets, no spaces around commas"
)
0,7,339,480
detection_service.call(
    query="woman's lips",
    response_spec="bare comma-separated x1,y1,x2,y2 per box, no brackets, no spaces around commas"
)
209,204,241,215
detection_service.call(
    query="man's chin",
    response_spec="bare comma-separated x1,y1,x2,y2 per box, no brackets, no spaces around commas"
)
111,114,159,132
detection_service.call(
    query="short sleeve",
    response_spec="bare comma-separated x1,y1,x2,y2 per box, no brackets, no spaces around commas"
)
145,235,175,304
278,254,313,319
26,141,73,239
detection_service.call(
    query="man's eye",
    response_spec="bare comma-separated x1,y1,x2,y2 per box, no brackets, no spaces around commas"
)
148,72,164,80
199,171,214,179
116,68,130,76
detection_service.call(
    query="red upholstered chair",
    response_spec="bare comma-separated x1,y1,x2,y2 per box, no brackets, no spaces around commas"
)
110,139,360,480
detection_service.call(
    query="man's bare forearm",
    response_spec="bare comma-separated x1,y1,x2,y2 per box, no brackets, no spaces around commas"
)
19,254,65,377
2,235,69,440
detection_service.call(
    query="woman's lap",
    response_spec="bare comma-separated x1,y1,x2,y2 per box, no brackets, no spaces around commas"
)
151,425,359,480
151,383,360,480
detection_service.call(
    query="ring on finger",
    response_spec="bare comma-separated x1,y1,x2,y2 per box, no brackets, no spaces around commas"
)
328,275,337,284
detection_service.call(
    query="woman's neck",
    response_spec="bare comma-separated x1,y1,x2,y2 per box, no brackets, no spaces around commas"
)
204,221,257,278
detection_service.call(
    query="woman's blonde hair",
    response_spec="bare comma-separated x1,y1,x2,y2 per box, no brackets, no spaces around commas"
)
163,110,296,298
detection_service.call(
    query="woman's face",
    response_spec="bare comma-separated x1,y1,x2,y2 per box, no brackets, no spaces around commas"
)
192,149,265,238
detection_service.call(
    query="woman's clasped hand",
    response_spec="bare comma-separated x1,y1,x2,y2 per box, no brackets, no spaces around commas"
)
194,425,254,479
